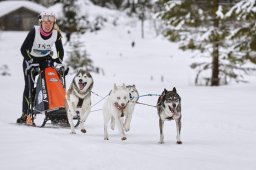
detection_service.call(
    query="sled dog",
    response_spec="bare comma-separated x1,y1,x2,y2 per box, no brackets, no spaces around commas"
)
65,69,93,134
110,85,139,132
103,84,130,140
111,85,139,132
124,85,139,131
157,87,182,144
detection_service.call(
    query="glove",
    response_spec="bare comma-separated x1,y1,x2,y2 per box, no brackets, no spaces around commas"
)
28,58,40,64
53,58,62,64
28,58,33,64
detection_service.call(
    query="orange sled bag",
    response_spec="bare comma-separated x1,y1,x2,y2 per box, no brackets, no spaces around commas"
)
34,67,66,112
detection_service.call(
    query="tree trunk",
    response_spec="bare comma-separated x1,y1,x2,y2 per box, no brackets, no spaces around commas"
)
141,18,144,39
141,6,145,39
211,0,219,86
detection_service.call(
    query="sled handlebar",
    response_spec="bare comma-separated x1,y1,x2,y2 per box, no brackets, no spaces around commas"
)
25,63,40,76
54,63,65,67
55,64,69,77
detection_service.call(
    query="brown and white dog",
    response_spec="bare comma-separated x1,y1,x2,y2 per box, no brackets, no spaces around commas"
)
157,87,182,144
65,69,93,134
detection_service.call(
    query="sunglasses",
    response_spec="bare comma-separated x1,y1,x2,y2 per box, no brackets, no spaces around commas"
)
41,15,55,22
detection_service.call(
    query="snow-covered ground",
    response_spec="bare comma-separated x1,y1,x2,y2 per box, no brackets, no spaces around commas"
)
1,6,256,170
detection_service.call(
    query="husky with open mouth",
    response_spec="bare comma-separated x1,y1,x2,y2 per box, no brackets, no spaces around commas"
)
65,69,93,134
157,87,182,144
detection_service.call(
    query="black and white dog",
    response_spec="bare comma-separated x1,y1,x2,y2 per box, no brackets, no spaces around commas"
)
65,69,93,134
124,85,139,132
157,87,182,144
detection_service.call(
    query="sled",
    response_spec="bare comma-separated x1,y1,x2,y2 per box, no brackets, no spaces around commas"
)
25,58,80,127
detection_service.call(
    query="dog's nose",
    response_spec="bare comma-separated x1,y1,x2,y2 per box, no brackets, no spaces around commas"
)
79,79,82,82
121,103,125,107
172,103,176,108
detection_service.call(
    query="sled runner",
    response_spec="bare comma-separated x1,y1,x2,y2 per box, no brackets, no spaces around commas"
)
25,57,80,127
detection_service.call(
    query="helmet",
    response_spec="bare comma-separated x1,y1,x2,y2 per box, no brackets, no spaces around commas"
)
39,10,56,22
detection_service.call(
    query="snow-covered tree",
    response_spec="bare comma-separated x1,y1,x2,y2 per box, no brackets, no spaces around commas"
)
58,0,94,72
65,34,93,71
158,0,256,86
136,0,152,38
58,0,87,34
225,0,256,70
90,0,128,9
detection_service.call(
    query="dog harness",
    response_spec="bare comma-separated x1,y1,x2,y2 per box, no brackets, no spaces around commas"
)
69,82,93,108
114,102,127,117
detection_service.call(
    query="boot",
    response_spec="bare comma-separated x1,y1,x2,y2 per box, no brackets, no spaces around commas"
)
16,113,27,124
25,115,34,126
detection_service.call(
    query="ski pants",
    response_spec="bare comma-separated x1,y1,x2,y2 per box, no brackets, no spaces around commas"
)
22,60,35,114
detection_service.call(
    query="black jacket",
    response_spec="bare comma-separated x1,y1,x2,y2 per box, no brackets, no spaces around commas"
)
20,27,64,63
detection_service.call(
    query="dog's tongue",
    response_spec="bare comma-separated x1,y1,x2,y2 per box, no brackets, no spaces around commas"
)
78,82,85,90
168,106,175,113
114,102,125,110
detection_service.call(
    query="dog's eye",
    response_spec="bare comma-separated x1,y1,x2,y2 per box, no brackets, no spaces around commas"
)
117,97,120,100
166,99,172,103
173,98,178,102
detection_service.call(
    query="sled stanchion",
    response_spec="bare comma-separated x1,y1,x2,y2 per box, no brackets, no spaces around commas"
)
27,66,40,125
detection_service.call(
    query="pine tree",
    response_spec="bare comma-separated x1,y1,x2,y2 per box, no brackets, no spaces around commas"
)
224,0,256,73
58,0,87,34
136,0,152,38
65,35,93,71
58,0,93,71
158,0,255,85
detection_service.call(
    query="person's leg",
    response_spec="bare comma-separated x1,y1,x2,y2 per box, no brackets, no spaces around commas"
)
17,60,30,123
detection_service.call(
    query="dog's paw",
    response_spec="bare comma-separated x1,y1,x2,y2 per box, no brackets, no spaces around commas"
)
159,141,164,144
70,131,76,134
121,137,127,141
104,137,109,140
81,129,87,133
177,141,182,144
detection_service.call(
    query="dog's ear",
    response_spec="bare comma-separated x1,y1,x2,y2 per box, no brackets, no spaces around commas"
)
76,69,80,74
173,87,177,93
164,88,168,94
113,83,118,92
133,84,135,88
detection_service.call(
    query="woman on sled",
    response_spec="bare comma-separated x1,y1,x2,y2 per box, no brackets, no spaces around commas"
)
17,11,64,125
